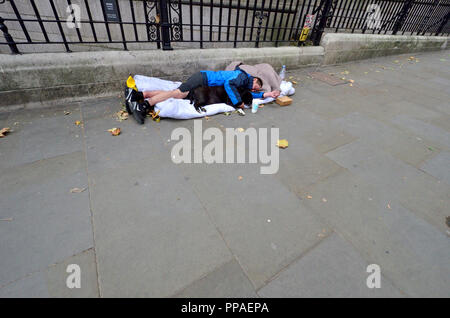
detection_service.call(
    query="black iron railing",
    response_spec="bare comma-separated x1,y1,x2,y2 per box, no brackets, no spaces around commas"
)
0,0,449,54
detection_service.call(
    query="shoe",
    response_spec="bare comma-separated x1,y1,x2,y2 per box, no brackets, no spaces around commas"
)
129,100,149,125
124,87,133,114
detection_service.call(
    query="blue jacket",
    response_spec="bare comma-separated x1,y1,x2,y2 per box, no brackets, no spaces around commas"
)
201,68,264,106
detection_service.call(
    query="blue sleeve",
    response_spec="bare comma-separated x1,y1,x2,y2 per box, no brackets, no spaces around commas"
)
224,77,243,107
251,91,264,99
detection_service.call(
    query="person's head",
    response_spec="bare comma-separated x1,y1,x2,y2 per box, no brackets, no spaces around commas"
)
252,77,263,91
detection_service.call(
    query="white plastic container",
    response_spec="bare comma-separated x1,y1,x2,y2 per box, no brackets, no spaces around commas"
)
251,100,259,113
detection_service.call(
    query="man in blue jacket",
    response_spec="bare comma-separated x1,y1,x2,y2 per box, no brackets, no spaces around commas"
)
126,67,280,124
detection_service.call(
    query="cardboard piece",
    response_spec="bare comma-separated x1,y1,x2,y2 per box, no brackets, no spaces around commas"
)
275,96,292,106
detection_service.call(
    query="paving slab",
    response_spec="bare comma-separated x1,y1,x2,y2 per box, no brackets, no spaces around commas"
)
46,249,99,298
420,151,450,186
0,272,49,298
0,151,93,287
0,103,84,171
258,233,404,298
300,170,450,297
174,259,258,298
87,141,232,296
391,114,450,150
333,112,439,167
179,161,330,289
326,139,450,234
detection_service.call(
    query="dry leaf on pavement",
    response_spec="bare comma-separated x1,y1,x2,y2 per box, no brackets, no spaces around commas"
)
277,139,289,149
108,128,121,136
0,127,11,138
115,110,129,121
70,187,87,193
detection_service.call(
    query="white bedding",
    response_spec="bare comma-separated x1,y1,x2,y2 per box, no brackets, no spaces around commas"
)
134,75,295,120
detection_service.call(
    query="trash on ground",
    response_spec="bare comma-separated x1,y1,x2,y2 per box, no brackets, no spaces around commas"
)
0,127,11,138
277,139,289,149
276,96,292,106
115,110,129,121
0,218,13,222
108,128,121,136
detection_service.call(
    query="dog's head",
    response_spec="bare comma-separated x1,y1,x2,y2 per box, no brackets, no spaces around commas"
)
239,89,253,106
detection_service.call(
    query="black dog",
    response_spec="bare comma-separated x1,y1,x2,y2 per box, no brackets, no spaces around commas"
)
188,86,253,113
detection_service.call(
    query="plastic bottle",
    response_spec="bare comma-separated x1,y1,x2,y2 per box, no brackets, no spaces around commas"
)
279,65,286,80
251,100,259,114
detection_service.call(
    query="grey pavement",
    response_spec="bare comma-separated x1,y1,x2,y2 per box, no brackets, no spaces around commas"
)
0,50,449,297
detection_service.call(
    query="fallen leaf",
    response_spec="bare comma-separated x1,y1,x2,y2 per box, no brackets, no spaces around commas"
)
237,128,245,133
349,79,355,83
277,139,288,149
387,203,392,209
108,128,121,136
115,110,129,121
64,111,71,115
322,198,327,202
205,116,210,121
292,80,298,85
75,121,82,126
70,187,87,193
341,70,349,75
224,112,231,116
0,127,11,138
306,195,313,199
